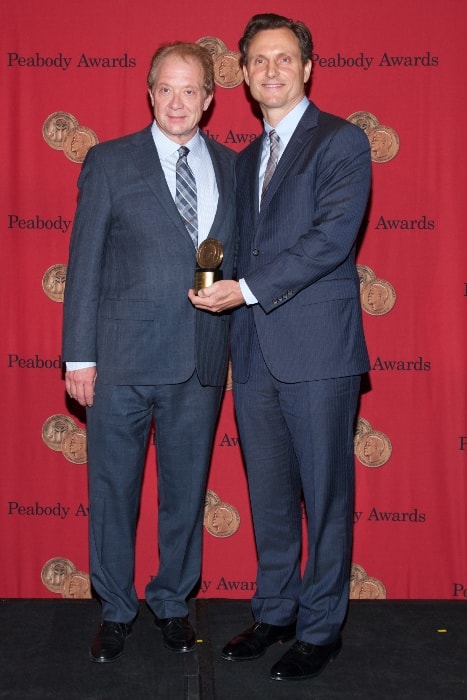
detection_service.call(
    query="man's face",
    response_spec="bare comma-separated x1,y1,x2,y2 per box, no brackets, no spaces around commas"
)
148,55,213,144
243,28,311,122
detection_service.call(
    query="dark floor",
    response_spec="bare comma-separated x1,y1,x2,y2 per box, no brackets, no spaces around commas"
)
0,598,465,699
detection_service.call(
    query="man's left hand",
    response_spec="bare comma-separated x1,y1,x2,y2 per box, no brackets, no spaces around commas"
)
188,280,245,313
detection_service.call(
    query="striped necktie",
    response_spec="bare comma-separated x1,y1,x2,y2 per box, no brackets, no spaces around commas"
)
175,146,198,248
261,129,280,201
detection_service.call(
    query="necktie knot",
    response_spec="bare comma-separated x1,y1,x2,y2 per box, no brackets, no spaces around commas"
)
178,145,190,160
269,129,280,149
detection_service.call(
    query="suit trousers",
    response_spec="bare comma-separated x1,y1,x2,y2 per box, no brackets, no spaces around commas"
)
233,331,360,645
85,372,223,623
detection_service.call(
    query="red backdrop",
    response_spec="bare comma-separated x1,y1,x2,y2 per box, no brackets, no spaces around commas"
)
1,0,466,601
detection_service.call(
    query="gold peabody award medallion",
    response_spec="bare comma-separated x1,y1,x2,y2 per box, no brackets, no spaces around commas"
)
350,562,368,586
347,111,380,136
42,263,67,302
42,112,99,163
42,111,79,150
204,501,240,538
42,414,77,451
356,264,376,291
354,418,392,468
347,111,400,163
194,238,224,293
61,571,92,599
361,277,396,316
205,489,221,509
357,266,396,316
61,428,87,464
41,557,77,593
368,125,400,163
63,125,99,163
213,51,244,89
349,564,386,599
196,36,227,60
353,416,372,451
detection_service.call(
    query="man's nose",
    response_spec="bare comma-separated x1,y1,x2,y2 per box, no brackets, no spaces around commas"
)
169,91,184,108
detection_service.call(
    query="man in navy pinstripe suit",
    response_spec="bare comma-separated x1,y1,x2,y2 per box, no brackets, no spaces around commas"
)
189,13,371,681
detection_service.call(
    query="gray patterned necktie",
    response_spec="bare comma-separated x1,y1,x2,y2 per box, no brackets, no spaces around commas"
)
261,129,280,201
175,146,198,248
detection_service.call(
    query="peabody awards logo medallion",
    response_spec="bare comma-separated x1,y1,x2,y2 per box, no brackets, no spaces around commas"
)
63,125,99,163
42,264,67,302
204,489,240,538
196,36,227,60
41,557,76,593
347,111,379,136
61,427,87,464
196,36,244,89
61,571,92,598
41,557,92,598
42,111,99,163
42,111,79,150
354,417,392,468
205,489,221,509
42,415,87,464
347,110,400,163
368,125,400,163
357,264,396,316
213,51,244,89
42,414,77,451
349,563,387,599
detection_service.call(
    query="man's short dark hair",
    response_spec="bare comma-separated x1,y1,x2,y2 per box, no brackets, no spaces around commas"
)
238,13,313,66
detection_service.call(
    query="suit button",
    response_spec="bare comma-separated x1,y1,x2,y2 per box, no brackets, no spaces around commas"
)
252,249,259,256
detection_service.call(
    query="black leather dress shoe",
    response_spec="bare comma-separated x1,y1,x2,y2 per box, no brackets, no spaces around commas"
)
155,616,197,653
269,636,342,681
89,620,132,663
221,621,296,661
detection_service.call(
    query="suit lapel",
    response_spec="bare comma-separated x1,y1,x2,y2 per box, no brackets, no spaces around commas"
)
242,136,263,222
202,133,225,238
131,127,233,248
131,126,194,244
259,102,319,212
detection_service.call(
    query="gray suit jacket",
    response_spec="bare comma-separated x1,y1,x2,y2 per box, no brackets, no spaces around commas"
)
62,126,236,387
231,101,371,383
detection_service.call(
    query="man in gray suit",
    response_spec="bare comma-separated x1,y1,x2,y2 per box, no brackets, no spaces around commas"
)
63,42,236,663
189,14,371,682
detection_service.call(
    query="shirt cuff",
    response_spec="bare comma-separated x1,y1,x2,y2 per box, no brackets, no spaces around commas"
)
239,278,258,305
66,362,96,371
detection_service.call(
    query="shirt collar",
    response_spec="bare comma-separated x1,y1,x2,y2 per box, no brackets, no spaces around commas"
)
263,97,309,149
151,120,202,158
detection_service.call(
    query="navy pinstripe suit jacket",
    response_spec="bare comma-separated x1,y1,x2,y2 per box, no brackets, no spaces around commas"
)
231,101,371,383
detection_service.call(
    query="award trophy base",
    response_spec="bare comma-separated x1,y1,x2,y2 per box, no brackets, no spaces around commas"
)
194,268,223,294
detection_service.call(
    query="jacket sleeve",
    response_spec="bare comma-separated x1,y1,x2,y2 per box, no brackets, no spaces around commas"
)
62,146,111,362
